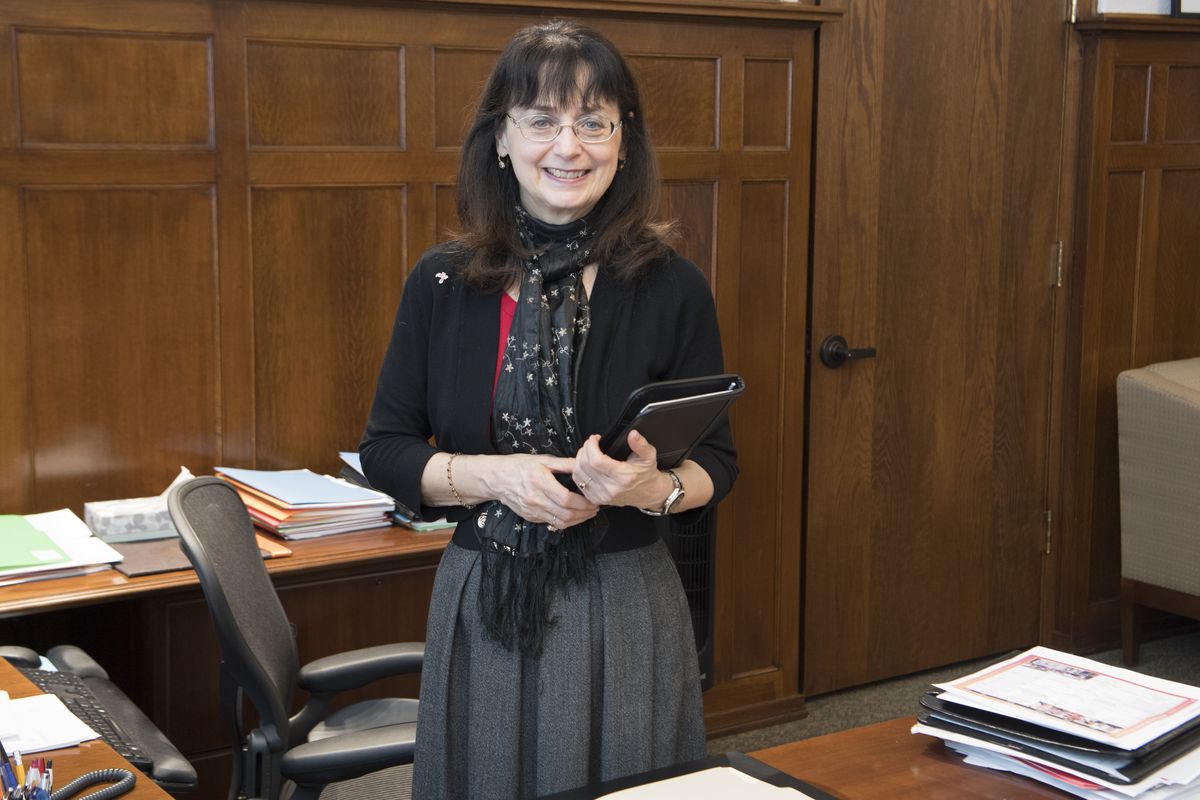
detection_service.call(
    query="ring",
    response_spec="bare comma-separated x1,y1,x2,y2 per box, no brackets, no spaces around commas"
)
578,477,590,490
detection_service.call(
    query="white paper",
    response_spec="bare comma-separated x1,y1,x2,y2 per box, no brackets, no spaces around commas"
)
935,647,1200,750
0,693,98,753
598,767,816,799
339,451,363,474
947,742,1200,800
159,466,195,497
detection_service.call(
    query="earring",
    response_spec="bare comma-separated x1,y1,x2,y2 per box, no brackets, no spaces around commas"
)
498,155,507,169
618,159,626,172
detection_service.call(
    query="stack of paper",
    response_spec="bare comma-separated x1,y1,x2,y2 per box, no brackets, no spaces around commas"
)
913,646,1200,799
0,693,99,753
216,467,394,540
337,451,452,532
598,766,822,798
0,510,123,587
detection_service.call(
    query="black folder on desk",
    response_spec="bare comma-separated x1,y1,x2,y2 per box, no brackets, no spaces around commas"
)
918,690,1200,784
537,752,837,799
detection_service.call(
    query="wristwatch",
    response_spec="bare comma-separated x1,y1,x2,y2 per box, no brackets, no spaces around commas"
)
639,469,684,516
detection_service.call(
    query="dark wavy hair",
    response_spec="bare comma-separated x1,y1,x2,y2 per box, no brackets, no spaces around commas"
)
452,19,672,291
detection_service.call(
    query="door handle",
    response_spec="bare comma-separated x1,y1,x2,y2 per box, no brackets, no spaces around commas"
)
819,334,877,369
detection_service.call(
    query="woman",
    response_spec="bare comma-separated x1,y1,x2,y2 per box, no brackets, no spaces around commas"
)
360,19,737,799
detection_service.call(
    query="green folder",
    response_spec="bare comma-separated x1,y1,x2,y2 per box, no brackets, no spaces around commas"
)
0,514,69,569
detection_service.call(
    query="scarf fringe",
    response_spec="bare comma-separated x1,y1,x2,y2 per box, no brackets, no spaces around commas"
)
478,524,593,657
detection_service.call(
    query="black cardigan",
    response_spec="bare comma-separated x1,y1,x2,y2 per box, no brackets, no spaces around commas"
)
359,244,738,550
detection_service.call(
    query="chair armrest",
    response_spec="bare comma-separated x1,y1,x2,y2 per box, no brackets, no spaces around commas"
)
279,722,417,787
298,642,424,694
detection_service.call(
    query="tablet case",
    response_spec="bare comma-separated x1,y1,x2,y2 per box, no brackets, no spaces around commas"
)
599,374,745,467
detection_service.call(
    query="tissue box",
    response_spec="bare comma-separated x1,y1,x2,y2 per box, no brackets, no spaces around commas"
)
85,496,179,543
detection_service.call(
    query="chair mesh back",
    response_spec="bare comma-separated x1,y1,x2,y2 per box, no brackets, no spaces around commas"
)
663,510,716,690
169,477,299,734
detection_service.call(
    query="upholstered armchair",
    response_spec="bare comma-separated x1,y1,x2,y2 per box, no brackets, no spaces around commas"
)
1117,357,1200,664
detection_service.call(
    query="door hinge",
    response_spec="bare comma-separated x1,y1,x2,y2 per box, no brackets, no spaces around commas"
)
1054,241,1064,288
1044,509,1053,555
1069,0,1078,24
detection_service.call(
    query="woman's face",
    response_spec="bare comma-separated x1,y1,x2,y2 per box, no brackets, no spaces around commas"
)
497,96,624,225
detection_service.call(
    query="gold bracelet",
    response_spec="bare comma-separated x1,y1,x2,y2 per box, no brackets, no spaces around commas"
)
446,453,474,509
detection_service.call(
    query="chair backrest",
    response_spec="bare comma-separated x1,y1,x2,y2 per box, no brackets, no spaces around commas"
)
662,510,716,690
168,477,300,748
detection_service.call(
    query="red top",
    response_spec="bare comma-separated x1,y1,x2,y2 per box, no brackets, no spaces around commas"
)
495,293,517,394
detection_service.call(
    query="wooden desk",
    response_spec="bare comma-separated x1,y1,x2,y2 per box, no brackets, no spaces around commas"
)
0,659,172,799
0,526,450,799
752,717,1067,799
0,526,450,619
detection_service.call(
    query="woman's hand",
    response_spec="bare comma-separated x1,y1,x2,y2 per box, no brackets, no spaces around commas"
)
571,431,674,510
425,453,599,529
483,454,599,529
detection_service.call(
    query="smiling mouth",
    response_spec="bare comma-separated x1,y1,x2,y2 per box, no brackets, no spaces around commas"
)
544,167,589,179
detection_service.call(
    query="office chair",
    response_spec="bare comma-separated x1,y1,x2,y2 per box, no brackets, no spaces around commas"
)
661,510,716,691
168,476,422,800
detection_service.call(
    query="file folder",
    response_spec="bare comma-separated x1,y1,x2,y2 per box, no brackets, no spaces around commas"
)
918,691,1200,784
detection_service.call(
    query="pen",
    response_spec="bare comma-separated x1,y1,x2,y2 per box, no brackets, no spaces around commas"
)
0,740,9,794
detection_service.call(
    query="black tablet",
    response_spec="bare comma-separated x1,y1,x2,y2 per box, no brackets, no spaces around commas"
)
598,374,745,467
555,374,743,492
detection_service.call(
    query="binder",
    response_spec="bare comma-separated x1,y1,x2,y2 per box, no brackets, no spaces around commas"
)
918,690,1200,784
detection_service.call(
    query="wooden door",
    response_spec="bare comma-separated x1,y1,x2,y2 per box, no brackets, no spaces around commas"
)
802,0,1070,695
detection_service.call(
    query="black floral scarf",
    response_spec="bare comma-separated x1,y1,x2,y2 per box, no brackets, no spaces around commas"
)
474,205,598,656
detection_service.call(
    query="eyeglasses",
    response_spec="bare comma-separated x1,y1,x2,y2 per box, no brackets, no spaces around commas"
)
506,113,621,144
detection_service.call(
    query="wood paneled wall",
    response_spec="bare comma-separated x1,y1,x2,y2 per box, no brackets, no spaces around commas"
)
1054,29,1200,652
0,0,824,752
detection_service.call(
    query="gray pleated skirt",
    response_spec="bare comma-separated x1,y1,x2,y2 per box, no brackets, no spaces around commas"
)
412,538,705,799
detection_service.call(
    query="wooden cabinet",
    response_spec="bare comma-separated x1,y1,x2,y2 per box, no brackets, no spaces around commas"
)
1051,22,1200,653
